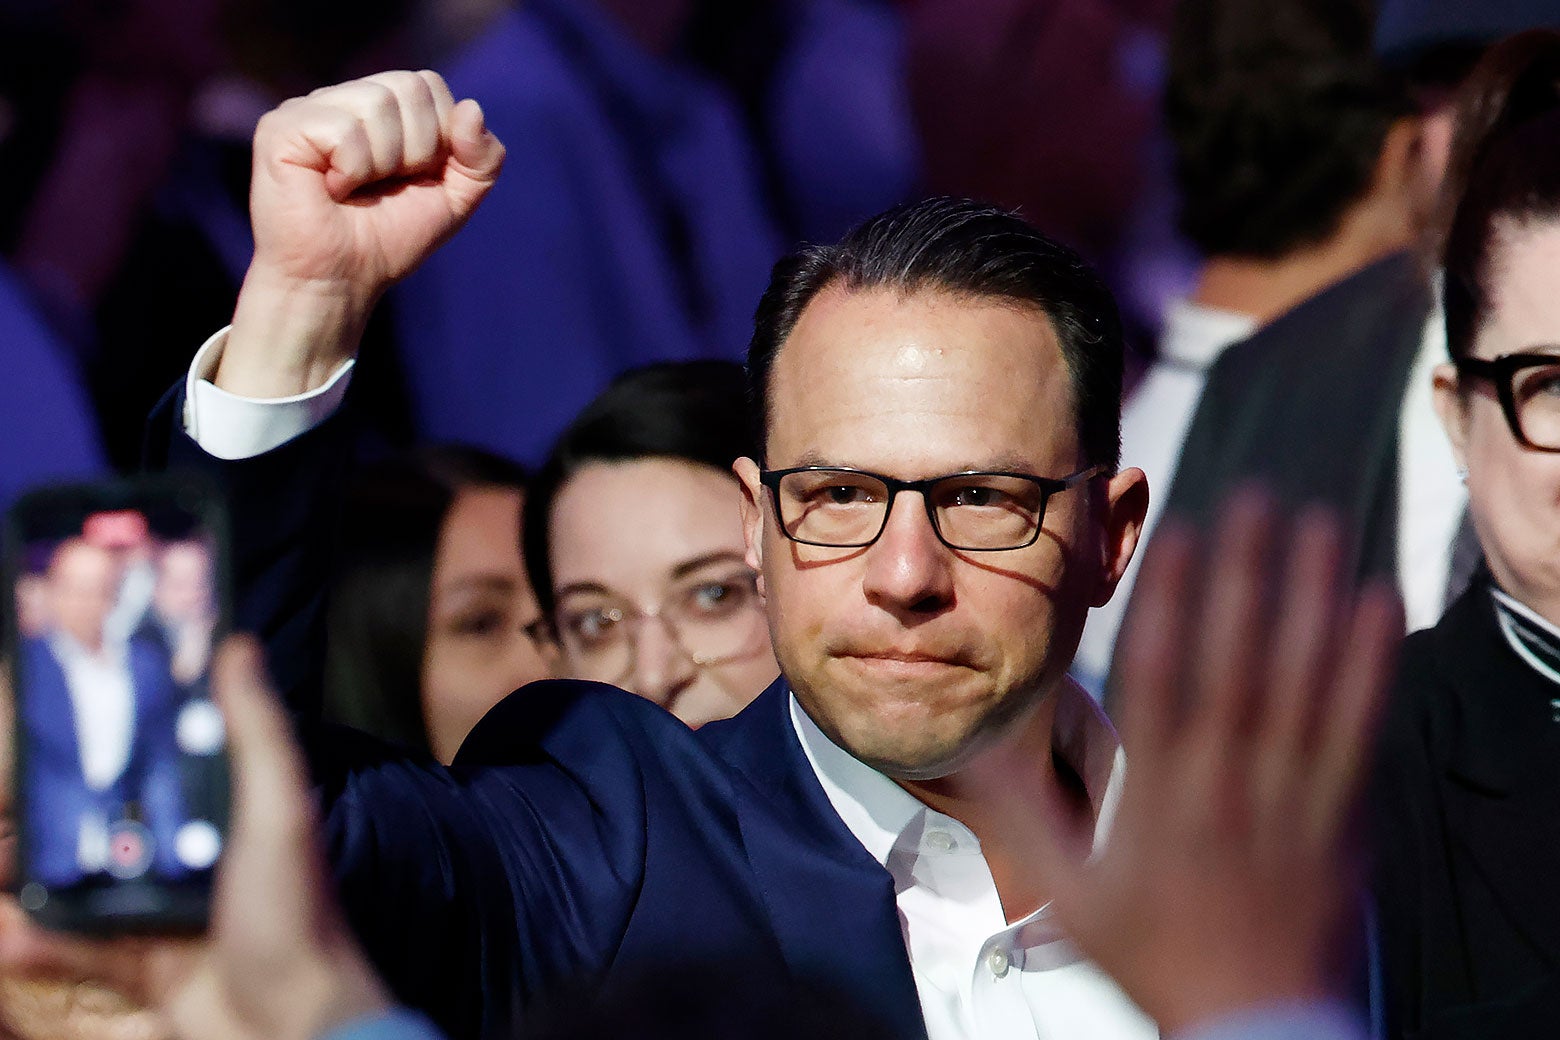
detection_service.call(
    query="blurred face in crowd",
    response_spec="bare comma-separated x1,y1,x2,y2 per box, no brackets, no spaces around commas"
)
153,541,213,625
548,458,778,727
736,286,1141,781
422,486,554,763
1435,221,1560,626
46,541,119,653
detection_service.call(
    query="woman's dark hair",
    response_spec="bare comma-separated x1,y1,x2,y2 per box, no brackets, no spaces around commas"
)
1442,30,1560,361
523,361,756,618
323,444,529,755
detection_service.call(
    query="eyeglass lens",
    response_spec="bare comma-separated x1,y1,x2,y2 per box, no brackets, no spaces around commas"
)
553,569,766,681
774,470,1047,550
1511,360,1560,448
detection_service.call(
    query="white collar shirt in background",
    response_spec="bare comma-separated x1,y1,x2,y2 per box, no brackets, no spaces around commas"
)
47,630,135,791
1073,297,1256,694
1396,299,1466,633
790,681,1156,1040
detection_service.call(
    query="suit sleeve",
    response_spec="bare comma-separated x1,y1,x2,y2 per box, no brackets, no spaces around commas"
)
144,384,646,1040
145,383,349,723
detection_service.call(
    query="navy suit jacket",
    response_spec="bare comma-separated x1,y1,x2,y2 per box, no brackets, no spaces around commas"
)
148,394,926,1040
20,635,186,886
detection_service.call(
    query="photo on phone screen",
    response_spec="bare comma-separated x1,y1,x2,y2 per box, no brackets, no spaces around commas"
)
6,477,229,931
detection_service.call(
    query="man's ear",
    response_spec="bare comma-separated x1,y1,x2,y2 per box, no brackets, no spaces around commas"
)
733,457,767,591
1430,362,1470,471
1372,115,1429,231
1092,467,1150,608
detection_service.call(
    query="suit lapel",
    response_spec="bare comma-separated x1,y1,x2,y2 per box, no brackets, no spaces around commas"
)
704,682,927,1039
24,639,84,775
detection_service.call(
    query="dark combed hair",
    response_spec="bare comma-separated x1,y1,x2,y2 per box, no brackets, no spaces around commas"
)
323,445,530,756
523,360,757,617
1166,0,1413,258
1441,30,1560,361
746,196,1124,469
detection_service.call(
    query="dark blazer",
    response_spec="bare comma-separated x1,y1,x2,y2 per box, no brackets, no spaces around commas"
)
1162,251,1431,581
150,397,926,1040
1105,252,1432,704
1372,575,1560,1039
19,635,186,886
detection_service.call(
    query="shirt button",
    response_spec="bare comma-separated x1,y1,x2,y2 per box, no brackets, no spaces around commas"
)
926,831,956,851
988,947,1010,978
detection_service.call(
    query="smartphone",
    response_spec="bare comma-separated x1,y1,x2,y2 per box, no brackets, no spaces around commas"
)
4,476,230,932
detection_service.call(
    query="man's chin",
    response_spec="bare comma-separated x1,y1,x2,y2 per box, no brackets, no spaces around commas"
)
827,719,977,782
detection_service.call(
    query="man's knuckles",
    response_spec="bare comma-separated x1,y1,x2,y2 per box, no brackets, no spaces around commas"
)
258,90,457,186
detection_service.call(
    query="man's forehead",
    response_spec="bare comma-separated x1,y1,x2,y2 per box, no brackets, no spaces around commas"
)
53,541,113,575
764,285,1080,469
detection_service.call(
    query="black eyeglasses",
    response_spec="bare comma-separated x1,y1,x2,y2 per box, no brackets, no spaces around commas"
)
758,465,1106,552
1452,352,1560,452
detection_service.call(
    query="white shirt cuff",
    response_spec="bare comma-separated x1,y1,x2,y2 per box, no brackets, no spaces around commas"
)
1173,1000,1368,1040
182,327,355,460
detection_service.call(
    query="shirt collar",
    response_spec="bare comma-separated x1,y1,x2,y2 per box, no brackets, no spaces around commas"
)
48,630,123,668
1157,296,1257,369
1491,586,1560,687
789,678,1127,869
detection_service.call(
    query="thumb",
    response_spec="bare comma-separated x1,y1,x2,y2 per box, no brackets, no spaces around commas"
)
442,99,506,218
208,635,324,878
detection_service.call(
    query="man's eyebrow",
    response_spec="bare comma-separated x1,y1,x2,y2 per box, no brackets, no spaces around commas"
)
777,450,1043,474
963,452,1041,474
669,551,750,582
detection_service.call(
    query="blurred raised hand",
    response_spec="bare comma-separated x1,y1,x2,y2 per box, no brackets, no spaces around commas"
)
0,638,393,1040
1033,492,1402,1036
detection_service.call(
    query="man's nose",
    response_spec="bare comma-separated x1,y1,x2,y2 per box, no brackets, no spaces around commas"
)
627,614,698,708
861,493,955,615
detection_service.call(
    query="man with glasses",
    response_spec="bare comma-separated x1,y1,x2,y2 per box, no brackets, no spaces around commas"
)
114,73,1395,1040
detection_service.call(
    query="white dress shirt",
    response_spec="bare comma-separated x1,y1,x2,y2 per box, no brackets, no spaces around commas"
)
180,331,1367,1040
790,679,1156,1040
1074,297,1256,694
48,630,136,872
182,329,355,459
48,631,135,791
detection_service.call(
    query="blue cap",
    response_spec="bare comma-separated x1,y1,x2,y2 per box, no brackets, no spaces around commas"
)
1375,0,1560,64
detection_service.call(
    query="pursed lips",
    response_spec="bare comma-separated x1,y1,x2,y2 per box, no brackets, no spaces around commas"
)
835,648,973,674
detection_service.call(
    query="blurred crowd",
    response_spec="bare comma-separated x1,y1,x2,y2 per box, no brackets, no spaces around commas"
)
5,0,1560,1039
0,0,1173,493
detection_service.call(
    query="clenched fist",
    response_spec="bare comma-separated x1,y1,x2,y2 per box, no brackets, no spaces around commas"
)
219,71,505,399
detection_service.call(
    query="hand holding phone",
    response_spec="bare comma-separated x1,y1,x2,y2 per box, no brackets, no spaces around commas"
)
0,638,395,1040
5,477,230,932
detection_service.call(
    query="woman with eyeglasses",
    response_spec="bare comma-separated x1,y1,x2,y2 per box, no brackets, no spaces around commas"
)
1372,30,1560,1040
524,361,779,728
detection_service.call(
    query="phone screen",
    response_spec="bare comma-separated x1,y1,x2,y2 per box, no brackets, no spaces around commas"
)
7,479,229,930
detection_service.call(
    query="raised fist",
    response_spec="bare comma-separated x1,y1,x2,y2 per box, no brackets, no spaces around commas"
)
220,71,505,398
250,70,504,303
